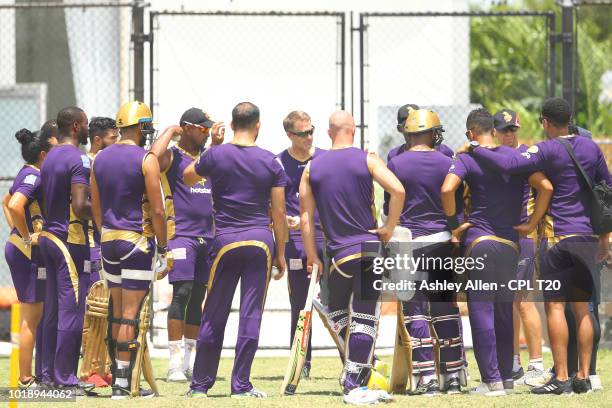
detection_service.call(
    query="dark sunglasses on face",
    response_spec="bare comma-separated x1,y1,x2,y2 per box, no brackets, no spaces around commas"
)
291,126,315,137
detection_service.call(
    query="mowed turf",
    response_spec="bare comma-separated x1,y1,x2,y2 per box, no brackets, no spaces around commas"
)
1,349,610,407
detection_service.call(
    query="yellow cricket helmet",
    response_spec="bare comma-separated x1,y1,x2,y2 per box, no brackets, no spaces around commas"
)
116,101,153,128
403,109,442,134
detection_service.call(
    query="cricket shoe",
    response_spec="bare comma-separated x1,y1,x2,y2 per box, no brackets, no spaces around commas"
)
589,375,603,392
185,389,208,398
503,379,514,394
409,379,441,396
231,388,267,398
184,367,193,380
301,365,311,379
442,377,462,395
343,387,392,405
531,376,573,395
525,367,553,388
18,376,42,390
470,381,506,397
111,385,155,400
572,376,591,394
516,365,547,386
167,367,188,382
512,366,524,382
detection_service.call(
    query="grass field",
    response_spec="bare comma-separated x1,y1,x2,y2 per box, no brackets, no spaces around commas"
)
2,348,610,407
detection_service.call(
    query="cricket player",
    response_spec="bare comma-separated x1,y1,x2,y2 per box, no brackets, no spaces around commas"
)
469,98,611,394
278,110,325,378
386,109,467,395
491,109,546,385
38,107,94,394
184,102,288,398
441,108,552,396
86,117,118,289
3,125,57,389
299,111,405,405
151,107,223,381
91,100,170,399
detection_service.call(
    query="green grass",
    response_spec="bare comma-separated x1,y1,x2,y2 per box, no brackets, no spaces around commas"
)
2,349,611,407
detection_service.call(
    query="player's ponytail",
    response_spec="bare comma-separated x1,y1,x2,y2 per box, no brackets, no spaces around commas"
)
15,126,55,165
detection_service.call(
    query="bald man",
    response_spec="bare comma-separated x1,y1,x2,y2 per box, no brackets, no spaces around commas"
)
300,111,405,404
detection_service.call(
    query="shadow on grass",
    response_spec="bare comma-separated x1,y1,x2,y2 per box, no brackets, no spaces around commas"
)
157,376,227,382
298,390,343,396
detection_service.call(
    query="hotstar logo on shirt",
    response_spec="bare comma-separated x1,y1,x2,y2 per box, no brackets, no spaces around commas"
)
190,187,211,194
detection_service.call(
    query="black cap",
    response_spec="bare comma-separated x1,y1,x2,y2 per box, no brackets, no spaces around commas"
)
180,108,215,128
397,104,420,126
493,109,520,131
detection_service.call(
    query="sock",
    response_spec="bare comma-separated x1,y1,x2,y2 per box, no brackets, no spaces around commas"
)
512,355,521,372
168,340,183,370
421,373,437,385
115,360,130,388
183,338,197,371
528,358,544,371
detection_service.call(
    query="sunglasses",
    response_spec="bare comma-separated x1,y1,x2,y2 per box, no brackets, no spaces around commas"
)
538,115,545,124
290,126,315,137
184,121,210,132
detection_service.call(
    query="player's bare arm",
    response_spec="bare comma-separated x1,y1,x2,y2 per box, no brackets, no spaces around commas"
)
7,192,31,243
299,163,323,280
90,171,103,232
2,192,13,228
144,152,169,277
514,171,553,236
441,172,472,242
367,153,405,242
271,186,288,280
151,125,182,172
183,160,203,187
71,182,92,220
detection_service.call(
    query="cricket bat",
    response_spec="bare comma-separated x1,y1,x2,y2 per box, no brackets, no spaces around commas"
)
281,263,319,395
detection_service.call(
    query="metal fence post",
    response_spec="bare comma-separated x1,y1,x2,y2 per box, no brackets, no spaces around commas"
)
132,0,147,102
561,0,575,110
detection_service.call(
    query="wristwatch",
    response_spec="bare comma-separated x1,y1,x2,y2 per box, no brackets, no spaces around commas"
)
468,140,480,153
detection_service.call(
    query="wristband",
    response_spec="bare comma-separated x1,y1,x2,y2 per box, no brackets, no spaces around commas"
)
156,245,167,255
22,236,32,246
446,215,460,231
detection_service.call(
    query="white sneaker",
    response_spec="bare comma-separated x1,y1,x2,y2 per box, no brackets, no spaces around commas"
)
167,367,188,382
231,388,267,398
589,375,603,392
470,381,506,397
525,367,553,388
516,365,546,386
343,387,393,405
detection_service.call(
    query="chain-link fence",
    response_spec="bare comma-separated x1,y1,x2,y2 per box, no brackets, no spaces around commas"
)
0,1,135,305
356,12,555,158
148,10,345,349
575,1,611,141
149,11,345,154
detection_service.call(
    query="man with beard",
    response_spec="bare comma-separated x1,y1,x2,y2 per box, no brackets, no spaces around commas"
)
39,106,95,394
151,108,224,381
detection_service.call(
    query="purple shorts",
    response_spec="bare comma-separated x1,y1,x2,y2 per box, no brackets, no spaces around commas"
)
5,239,45,303
539,235,598,301
101,235,155,291
517,237,536,282
168,236,210,284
